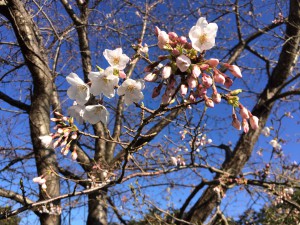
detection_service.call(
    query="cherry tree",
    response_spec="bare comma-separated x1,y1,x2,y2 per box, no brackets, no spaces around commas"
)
0,1,299,225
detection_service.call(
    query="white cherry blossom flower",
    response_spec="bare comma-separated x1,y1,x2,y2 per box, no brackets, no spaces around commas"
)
176,55,191,72
88,67,119,98
66,73,90,105
269,139,282,150
189,17,218,52
83,105,109,125
67,103,84,124
261,127,271,137
103,48,130,70
39,135,53,148
117,79,145,105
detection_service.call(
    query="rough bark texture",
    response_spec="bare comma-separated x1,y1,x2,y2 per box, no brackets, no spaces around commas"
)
0,1,60,225
185,0,300,224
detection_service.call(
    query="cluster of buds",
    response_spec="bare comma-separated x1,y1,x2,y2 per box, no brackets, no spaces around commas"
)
170,155,186,167
257,163,270,180
33,176,47,190
231,101,259,133
273,187,294,206
38,203,62,215
144,17,259,131
39,112,79,160
272,12,284,24
189,134,212,150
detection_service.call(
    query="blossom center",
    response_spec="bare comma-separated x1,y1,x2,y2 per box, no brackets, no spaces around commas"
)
102,76,109,83
126,85,136,93
113,57,120,65
199,34,208,44
77,84,87,91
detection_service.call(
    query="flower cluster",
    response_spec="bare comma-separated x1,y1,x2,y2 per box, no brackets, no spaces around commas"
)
170,155,186,167
33,176,47,190
67,48,145,125
144,17,259,132
39,112,79,159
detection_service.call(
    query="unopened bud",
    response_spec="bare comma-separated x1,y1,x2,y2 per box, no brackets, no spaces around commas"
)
178,36,187,44
230,89,243,96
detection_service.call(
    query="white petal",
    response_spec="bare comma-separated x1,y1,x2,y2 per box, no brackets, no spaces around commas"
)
66,73,85,86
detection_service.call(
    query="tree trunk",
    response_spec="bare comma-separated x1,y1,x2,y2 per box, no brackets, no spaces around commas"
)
87,190,108,225
0,1,61,225
185,0,300,223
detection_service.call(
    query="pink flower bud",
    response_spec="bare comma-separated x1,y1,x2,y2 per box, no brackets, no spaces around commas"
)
213,72,225,85
192,65,201,78
172,48,180,56
249,115,259,130
224,63,242,78
176,55,191,72
205,97,214,108
212,92,221,103
180,84,188,96
183,42,192,50
158,30,169,49
154,26,161,36
71,151,78,161
41,183,47,190
168,32,178,41
200,64,209,71
189,91,196,102
207,58,219,67
187,76,197,89
196,84,207,97
202,74,212,88
119,71,127,79
239,106,250,119
162,66,172,79
224,76,233,88
71,133,78,140
232,114,241,130
242,119,249,133
178,36,187,44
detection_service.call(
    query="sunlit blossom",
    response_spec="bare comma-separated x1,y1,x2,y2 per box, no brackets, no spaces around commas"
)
117,79,145,105
67,102,84,124
83,105,109,125
39,135,53,148
66,73,90,105
103,48,130,70
261,127,271,137
88,67,119,98
176,55,191,72
189,17,218,52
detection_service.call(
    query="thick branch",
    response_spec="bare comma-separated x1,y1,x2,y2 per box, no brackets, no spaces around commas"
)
0,91,30,113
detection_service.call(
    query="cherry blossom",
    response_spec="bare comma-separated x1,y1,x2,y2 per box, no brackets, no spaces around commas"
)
67,103,84,124
189,17,218,52
269,139,282,150
66,73,90,105
83,105,109,125
103,48,130,70
176,54,191,72
39,135,53,148
261,127,271,137
88,67,119,98
117,79,145,105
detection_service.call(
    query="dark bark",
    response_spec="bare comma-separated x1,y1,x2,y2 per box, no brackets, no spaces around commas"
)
184,0,300,224
0,1,60,225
